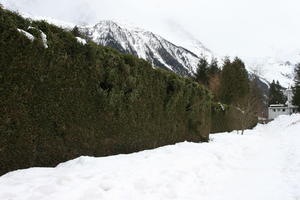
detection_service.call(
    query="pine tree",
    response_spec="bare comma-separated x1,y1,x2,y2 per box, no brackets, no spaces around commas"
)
194,56,209,86
71,26,81,37
207,57,221,99
208,57,220,77
219,57,250,105
268,80,286,105
292,63,300,110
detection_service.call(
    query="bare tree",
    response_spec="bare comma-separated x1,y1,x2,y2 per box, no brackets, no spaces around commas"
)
208,74,221,100
233,94,260,135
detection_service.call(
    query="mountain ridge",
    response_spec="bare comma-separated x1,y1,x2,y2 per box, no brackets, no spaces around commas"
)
79,20,296,89
0,4,297,87
79,20,214,76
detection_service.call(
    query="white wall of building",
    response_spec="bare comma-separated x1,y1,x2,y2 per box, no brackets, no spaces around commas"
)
268,88,298,120
268,106,293,120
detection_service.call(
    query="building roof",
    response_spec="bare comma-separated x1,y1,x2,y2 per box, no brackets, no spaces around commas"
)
269,104,298,109
269,104,286,107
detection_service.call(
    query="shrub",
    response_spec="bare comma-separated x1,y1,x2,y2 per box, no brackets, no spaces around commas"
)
0,8,212,175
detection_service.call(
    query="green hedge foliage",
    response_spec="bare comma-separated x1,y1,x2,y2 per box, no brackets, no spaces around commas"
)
0,8,212,175
211,103,257,133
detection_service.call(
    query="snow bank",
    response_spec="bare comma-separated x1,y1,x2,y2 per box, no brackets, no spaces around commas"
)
29,27,48,48
39,31,48,48
0,114,300,200
76,37,87,45
17,29,34,41
19,27,48,48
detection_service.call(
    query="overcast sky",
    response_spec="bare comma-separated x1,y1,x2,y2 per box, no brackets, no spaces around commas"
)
1,0,300,60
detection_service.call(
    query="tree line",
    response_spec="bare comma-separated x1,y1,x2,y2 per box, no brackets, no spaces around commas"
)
193,56,264,133
293,63,300,110
194,55,300,128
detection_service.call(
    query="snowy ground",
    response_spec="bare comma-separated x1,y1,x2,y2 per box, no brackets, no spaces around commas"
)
0,114,300,200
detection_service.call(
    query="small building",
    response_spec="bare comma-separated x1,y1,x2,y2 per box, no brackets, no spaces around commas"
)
268,88,298,120
268,104,298,120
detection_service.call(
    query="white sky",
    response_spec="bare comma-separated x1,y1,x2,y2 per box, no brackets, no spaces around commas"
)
1,0,300,60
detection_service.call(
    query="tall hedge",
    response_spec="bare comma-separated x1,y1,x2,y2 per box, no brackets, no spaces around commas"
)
0,8,212,175
211,103,257,133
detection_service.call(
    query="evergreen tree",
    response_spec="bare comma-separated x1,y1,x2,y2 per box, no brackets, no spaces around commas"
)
207,57,221,99
194,56,209,86
268,80,286,105
208,57,220,77
71,26,81,37
219,57,250,105
292,63,300,110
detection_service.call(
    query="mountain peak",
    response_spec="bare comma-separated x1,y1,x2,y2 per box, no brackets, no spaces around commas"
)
94,20,120,28
80,20,213,76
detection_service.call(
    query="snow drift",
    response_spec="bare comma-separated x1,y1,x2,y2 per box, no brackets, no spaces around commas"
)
0,114,300,200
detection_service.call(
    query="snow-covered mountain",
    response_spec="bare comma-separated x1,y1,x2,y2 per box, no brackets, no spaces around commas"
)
80,20,214,76
3,1,297,87
245,57,296,88
78,20,273,100
79,20,297,89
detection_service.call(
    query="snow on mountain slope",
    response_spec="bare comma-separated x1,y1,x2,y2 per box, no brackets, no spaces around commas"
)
1,2,296,85
1,114,300,200
1,1,76,29
157,23,215,61
17,29,34,41
80,20,296,88
245,57,296,88
80,20,214,76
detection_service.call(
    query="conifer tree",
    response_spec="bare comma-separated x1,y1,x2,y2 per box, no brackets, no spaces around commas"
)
208,57,220,77
219,57,250,105
207,57,221,99
71,26,81,37
292,63,300,110
268,80,286,105
194,56,209,86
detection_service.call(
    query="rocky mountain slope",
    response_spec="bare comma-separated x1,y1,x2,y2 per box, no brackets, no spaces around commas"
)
80,20,214,76
80,21,292,87
245,57,296,88
79,21,272,103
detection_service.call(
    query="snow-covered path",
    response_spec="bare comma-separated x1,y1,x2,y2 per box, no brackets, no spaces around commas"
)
0,114,300,200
